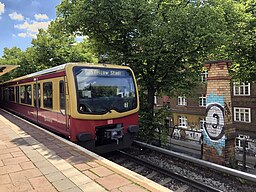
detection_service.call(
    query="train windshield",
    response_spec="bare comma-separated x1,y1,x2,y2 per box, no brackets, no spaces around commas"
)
73,67,137,114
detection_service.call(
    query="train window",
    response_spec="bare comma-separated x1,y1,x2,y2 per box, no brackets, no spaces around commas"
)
33,83,41,108
20,85,32,105
8,87,15,102
4,88,8,101
15,86,19,103
74,67,137,114
0,87,2,100
0,87,2,101
59,80,65,114
43,82,53,109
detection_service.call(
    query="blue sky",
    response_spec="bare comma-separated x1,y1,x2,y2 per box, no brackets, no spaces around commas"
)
0,0,61,57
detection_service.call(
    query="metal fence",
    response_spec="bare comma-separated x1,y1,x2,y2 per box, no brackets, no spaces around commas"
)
235,138,256,172
140,126,256,171
146,126,203,158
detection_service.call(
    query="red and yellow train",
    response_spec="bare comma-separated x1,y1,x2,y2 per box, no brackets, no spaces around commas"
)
0,63,139,153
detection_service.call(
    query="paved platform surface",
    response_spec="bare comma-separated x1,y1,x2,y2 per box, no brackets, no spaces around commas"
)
0,110,171,192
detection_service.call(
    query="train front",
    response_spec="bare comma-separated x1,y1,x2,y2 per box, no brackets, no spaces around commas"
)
66,64,139,153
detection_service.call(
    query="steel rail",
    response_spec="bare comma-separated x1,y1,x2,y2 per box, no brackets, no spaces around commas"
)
118,150,222,192
134,140,256,183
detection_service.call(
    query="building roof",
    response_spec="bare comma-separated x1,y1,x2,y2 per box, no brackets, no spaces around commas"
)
0,65,19,76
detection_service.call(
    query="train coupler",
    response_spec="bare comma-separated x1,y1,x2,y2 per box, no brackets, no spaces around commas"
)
104,127,124,144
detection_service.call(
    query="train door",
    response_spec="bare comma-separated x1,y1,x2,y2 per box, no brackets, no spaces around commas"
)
33,82,40,122
57,78,69,133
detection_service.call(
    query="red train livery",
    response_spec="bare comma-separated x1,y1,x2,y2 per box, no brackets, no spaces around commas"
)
0,63,139,153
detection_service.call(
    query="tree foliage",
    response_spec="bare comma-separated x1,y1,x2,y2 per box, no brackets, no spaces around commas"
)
57,0,234,139
0,20,98,82
0,47,37,81
225,0,256,82
32,20,98,67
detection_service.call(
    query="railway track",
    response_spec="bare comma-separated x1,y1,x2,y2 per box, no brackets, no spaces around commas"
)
134,140,256,183
107,150,221,192
105,141,256,192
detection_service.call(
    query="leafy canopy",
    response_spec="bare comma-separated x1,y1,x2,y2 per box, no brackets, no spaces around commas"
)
0,20,98,82
57,0,236,139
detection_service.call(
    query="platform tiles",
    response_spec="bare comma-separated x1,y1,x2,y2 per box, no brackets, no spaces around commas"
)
0,110,172,192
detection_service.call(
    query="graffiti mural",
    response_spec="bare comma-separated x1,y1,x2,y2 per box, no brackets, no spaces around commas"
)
205,103,225,140
203,92,225,156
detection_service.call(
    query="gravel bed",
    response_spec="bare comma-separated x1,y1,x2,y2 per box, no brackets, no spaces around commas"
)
106,152,185,190
127,147,256,192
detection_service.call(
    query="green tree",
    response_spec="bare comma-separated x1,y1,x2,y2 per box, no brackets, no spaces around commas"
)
225,0,256,82
69,38,98,63
31,27,75,67
57,0,229,139
31,20,98,68
0,19,98,82
0,47,36,82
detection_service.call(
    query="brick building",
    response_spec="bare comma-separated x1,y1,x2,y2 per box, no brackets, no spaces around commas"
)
156,63,256,143
232,82,256,150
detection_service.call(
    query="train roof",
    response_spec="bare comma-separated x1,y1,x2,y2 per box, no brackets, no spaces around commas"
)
3,62,131,84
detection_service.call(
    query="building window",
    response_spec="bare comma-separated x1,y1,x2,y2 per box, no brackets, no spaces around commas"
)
178,96,187,106
20,85,32,105
164,117,171,128
236,135,249,149
178,116,187,128
234,107,251,123
201,70,208,82
154,96,158,105
43,82,53,109
233,82,250,96
199,94,206,107
200,118,206,130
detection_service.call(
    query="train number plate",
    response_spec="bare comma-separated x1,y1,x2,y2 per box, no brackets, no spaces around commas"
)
107,119,113,124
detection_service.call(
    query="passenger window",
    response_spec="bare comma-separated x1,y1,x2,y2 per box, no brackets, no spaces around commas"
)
43,82,53,109
33,83,41,108
20,85,32,105
16,86,19,103
59,80,65,114
4,88,8,101
9,87,15,101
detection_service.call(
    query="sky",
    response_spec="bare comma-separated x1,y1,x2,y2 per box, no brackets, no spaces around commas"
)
0,0,61,57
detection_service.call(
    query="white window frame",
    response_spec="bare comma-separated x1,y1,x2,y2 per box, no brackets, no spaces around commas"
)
200,118,206,130
178,96,187,106
154,96,157,105
236,135,249,149
233,82,250,96
201,70,208,82
199,94,206,107
178,116,187,128
234,107,251,123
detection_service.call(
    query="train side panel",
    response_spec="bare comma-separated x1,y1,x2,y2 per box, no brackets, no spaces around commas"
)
1,73,70,137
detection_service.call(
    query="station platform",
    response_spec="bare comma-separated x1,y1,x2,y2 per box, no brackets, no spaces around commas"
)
0,109,171,192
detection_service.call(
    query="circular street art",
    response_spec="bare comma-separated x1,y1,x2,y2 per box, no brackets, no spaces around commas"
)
204,103,225,140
